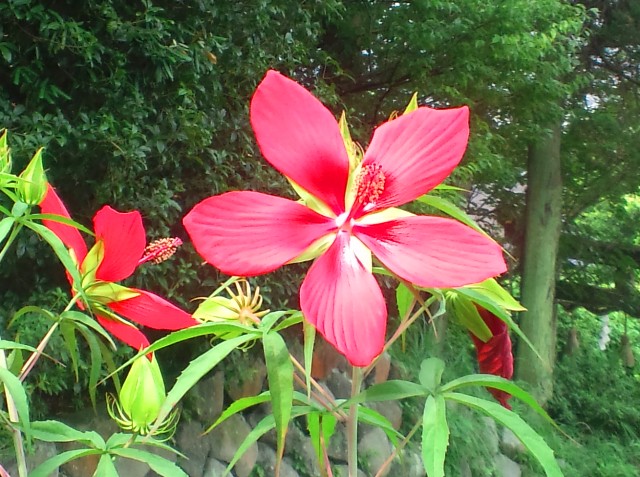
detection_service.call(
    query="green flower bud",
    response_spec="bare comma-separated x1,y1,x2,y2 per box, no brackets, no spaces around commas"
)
18,148,47,205
0,129,11,175
107,354,179,438
119,354,165,433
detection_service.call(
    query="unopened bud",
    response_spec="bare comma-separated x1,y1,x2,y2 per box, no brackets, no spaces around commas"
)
18,148,47,205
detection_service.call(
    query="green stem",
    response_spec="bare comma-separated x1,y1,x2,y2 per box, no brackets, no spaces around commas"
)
0,339,28,477
347,366,363,477
18,321,59,382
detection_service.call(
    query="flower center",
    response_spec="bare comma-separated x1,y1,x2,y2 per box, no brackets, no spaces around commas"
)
138,237,182,265
354,164,386,210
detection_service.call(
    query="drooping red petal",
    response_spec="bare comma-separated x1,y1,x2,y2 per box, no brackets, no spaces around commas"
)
355,215,506,288
40,184,88,264
362,106,469,211
106,289,198,330
183,191,336,276
250,70,350,215
300,232,386,367
471,307,514,408
93,206,146,282
96,314,150,351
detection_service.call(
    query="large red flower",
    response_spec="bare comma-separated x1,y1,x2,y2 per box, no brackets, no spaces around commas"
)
183,70,506,366
40,185,197,350
471,307,514,409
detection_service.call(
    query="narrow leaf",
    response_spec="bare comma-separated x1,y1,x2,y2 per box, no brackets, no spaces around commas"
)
444,392,563,477
263,331,294,462
419,358,445,392
422,395,449,477
205,392,272,434
345,380,427,407
31,420,104,447
0,368,30,440
417,194,487,236
94,454,119,477
29,449,101,477
110,448,188,477
396,282,415,319
0,217,14,244
303,321,315,398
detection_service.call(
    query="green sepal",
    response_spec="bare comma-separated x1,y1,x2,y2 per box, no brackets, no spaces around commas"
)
446,292,492,342
86,281,140,305
403,93,419,114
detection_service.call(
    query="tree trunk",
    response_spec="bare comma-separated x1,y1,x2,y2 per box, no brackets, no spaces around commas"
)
515,124,563,406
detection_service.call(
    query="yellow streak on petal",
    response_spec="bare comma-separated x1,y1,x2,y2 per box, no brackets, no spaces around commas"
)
287,178,335,218
287,232,337,264
350,235,372,273
356,207,415,225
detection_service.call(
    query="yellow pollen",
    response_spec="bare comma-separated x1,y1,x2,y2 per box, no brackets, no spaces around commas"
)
355,164,386,207
139,237,182,265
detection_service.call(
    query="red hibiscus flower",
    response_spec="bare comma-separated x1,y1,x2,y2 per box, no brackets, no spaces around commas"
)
471,307,514,408
183,70,506,366
40,185,197,350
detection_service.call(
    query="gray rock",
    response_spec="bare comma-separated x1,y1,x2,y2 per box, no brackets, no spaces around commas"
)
208,413,257,477
481,416,500,456
188,371,226,425
203,457,236,477
281,424,322,477
5,441,59,477
366,400,403,431
176,420,210,477
500,427,526,456
332,464,367,477
226,358,267,402
495,453,522,477
326,423,348,463
256,443,300,477
325,369,352,400
388,449,424,477
357,427,393,477
115,455,150,477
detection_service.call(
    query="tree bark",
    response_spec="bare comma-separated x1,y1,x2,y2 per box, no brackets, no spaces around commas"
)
515,124,563,406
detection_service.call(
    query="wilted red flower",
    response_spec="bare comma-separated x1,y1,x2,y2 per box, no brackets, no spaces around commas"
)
40,185,197,349
471,307,514,408
184,70,506,366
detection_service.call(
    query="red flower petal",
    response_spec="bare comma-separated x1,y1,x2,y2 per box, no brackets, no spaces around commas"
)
250,70,350,215
362,106,469,211
40,184,88,264
471,307,514,408
107,289,197,330
96,314,150,351
300,232,386,367
355,215,506,288
183,191,336,276
93,206,146,282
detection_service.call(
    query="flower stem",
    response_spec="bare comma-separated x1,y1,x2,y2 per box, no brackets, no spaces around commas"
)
347,366,363,477
0,339,28,477
18,320,59,382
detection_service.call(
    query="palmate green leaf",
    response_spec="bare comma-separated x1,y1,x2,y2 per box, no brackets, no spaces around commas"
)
303,321,315,398
153,334,256,431
396,282,415,319
439,374,554,426
60,321,80,381
446,294,492,342
60,310,117,350
444,392,563,477
75,321,105,409
422,394,449,477
0,368,30,440
419,358,445,392
358,406,402,445
416,194,488,237
0,339,38,354
458,279,526,312
205,391,272,434
94,454,119,477
224,405,315,476
29,449,101,477
110,448,188,477
451,288,543,362
263,331,294,462
22,221,83,289
31,420,104,447
345,380,428,406
307,411,337,466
